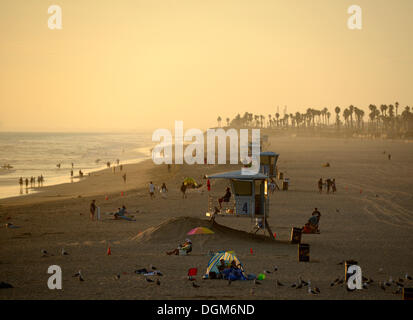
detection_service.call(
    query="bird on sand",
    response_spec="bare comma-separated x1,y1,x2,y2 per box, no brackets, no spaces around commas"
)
405,273,413,281
156,279,161,286
41,249,48,257
254,279,261,285
61,248,69,256
273,266,278,272
114,274,120,280
192,282,200,288
145,278,154,283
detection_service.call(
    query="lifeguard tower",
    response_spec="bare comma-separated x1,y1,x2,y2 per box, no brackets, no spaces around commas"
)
206,170,275,239
259,151,279,178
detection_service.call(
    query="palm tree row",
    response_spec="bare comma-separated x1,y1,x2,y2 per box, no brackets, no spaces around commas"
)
216,103,413,138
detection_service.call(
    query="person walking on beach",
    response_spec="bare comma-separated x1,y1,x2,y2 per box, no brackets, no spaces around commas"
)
318,178,323,193
332,179,337,193
122,173,127,184
149,182,155,199
180,182,187,199
160,182,168,199
70,170,74,178
90,200,96,221
19,177,23,188
120,165,123,171
326,178,332,194
25,178,29,188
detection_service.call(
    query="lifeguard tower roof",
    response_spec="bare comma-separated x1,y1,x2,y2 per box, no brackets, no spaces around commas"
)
260,151,279,157
207,171,268,180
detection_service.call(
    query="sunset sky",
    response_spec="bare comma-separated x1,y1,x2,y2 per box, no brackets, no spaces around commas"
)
0,0,412,132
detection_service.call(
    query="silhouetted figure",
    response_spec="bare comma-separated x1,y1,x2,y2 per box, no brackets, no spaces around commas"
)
318,178,323,193
122,173,126,184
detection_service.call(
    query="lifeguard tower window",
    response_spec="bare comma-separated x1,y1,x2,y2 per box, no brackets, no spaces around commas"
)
260,155,275,176
232,180,252,196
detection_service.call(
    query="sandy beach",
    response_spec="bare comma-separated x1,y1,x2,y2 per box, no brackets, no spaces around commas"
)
1,135,412,300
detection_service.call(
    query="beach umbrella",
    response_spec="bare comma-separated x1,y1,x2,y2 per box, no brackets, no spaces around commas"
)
187,227,214,235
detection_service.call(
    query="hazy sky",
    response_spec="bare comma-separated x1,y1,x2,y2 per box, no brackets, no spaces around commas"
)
0,0,412,132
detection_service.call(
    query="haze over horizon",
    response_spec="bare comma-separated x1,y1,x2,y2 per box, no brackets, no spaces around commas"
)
1,0,412,132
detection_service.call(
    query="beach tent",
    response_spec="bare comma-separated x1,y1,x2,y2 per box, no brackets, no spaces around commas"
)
204,251,246,279
183,177,199,188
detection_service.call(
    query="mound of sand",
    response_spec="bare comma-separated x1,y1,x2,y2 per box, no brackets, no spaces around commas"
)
131,216,276,244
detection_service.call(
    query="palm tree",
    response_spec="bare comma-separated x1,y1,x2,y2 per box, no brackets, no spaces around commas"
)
226,117,230,127
326,112,331,125
275,113,280,127
349,105,354,128
217,116,222,127
335,106,341,128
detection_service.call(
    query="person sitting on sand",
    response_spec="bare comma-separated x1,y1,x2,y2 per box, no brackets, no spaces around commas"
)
303,208,321,233
218,187,231,208
221,260,244,281
166,239,192,255
114,205,127,219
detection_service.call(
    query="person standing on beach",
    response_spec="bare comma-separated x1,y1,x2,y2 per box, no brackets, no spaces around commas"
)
25,178,29,188
318,178,323,193
19,177,23,187
149,182,155,199
181,182,187,199
332,179,337,193
326,178,331,194
122,173,126,184
90,200,96,221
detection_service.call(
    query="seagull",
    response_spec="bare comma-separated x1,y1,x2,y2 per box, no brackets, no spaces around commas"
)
362,282,368,290
41,249,48,257
114,274,120,280
254,279,261,285
156,279,161,286
61,248,69,256
274,266,278,272
405,273,412,281
145,278,154,283
276,280,284,287
192,282,200,288
150,265,157,270
379,282,386,291
79,272,84,282
72,271,81,277
264,270,272,274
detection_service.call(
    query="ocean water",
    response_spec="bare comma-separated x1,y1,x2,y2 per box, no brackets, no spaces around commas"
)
0,132,153,199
